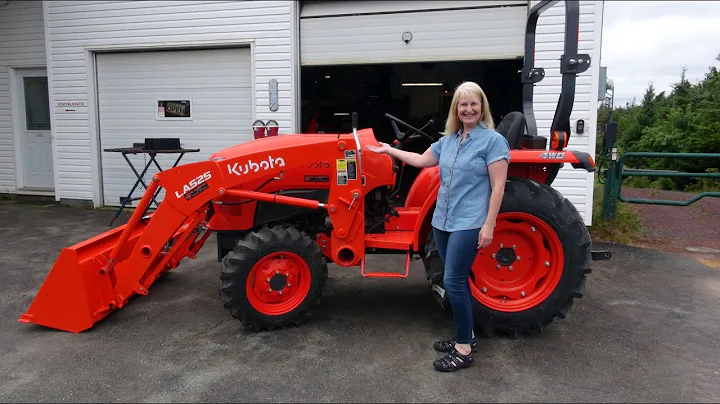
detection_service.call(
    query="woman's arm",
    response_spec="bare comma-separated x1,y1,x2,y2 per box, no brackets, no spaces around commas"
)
366,142,439,168
484,159,509,228
478,159,509,248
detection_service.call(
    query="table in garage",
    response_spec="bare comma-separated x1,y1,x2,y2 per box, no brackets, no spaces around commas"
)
103,145,200,226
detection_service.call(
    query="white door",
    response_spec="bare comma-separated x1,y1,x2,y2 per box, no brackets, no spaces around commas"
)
17,68,54,191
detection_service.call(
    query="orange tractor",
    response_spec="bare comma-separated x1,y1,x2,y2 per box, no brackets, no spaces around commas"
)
19,0,611,337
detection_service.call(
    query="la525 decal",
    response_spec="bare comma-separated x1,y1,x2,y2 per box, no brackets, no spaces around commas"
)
176,171,211,199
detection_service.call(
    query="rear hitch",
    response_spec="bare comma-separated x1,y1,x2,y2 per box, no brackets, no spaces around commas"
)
591,250,612,260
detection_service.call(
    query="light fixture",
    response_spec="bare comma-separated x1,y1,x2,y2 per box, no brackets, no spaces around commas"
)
334,112,350,116
401,82,443,87
402,31,413,44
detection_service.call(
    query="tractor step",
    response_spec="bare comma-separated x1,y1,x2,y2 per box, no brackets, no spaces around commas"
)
361,251,411,278
365,231,415,250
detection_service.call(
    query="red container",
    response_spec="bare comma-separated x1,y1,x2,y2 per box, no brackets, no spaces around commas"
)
252,119,266,139
265,120,279,137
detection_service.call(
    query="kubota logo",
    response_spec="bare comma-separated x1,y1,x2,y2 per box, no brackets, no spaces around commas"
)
227,155,285,176
175,171,212,199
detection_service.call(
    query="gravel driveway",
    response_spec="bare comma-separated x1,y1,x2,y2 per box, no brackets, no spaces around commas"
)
620,187,720,253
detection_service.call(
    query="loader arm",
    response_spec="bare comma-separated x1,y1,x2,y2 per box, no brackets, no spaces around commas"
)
20,129,392,332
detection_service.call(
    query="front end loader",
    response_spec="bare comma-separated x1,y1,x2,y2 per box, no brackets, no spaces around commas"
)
19,0,611,336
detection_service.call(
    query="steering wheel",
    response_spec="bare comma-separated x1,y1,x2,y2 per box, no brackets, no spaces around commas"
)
384,113,437,146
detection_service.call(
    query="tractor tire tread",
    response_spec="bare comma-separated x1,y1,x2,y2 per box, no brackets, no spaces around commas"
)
219,224,328,331
423,178,592,339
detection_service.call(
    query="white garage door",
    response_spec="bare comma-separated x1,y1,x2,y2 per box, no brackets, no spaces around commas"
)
300,1,528,65
96,47,252,207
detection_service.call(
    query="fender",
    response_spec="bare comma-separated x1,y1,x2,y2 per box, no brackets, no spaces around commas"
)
509,149,596,171
404,149,596,249
405,166,440,250
405,149,594,207
508,149,596,186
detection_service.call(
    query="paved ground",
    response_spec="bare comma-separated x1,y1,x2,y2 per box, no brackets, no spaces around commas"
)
1,200,720,403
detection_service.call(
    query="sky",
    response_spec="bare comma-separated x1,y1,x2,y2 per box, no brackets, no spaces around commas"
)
600,1,720,107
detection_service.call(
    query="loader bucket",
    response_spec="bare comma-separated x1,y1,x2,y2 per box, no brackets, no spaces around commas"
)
19,168,217,333
18,219,149,333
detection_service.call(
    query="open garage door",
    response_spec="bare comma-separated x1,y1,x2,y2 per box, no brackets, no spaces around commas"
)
299,1,528,203
95,47,252,207
300,59,524,204
299,0,528,66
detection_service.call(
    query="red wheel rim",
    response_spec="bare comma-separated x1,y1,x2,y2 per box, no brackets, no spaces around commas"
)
245,251,311,315
470,212,564,312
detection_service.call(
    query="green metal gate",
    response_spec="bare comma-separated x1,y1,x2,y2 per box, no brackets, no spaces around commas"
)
601,151,720,220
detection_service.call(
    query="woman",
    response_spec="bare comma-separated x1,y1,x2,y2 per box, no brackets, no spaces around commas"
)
367,81,510,372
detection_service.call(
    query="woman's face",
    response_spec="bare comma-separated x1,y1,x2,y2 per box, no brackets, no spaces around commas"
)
456,92,483,126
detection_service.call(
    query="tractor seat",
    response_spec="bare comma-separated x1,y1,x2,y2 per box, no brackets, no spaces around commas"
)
495,111,526,149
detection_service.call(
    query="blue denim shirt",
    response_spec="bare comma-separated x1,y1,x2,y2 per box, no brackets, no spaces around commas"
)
430,122,511,232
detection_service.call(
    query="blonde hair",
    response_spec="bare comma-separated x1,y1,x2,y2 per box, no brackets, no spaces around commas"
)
442,81,495,134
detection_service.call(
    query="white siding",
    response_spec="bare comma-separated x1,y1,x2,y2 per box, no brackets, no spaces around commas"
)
0,0,47,194
532,0,604,225
300,1,528,65
44,0,296,206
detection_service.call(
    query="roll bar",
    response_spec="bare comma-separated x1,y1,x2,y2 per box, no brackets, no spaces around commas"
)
522,0,591,141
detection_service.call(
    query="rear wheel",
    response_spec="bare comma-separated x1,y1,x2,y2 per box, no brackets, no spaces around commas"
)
423,178,591,338
220,224,328,330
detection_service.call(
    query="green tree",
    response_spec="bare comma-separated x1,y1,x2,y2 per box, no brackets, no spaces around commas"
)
597,53,720,191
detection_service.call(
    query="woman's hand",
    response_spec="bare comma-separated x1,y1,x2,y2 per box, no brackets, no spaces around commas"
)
366,142,393,154
477,224,494,249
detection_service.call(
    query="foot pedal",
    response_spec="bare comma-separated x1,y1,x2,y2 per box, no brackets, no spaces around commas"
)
361,252,410,278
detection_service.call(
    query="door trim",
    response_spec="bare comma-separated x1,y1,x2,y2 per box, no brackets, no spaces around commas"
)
9,66,56,195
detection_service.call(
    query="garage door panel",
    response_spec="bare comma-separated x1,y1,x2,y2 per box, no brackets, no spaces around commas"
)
96,47,252,207
300,5,527,65
97,70,253,82
98,91,254,104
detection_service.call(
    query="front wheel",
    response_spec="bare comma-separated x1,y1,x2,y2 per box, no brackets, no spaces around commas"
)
423,178,592,338
219,224,328,330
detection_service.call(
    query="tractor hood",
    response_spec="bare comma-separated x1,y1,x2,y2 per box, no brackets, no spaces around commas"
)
209,130,377,162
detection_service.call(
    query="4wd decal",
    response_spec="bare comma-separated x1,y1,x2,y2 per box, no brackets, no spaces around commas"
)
539,152,566,159
227,155,285,176
175,171,212,199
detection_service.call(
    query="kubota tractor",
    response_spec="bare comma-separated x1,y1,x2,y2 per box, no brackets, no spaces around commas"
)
19,0,611,337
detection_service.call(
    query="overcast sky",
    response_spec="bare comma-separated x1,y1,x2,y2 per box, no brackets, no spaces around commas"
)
600,1,720,107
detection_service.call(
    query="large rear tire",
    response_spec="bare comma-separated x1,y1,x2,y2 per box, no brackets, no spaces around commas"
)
220,224,328,330
423,178,592,338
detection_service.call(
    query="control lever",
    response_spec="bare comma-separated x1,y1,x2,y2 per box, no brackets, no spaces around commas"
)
348,191,359,210
351,112,363,186
419,119,434,132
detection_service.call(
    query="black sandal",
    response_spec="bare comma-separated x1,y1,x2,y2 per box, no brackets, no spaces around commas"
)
433,348,474,372
434,338,478,353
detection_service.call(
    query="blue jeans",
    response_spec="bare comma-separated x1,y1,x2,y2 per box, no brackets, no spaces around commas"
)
432,226,479,345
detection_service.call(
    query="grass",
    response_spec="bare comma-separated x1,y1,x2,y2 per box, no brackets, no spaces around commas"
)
589,175,645,245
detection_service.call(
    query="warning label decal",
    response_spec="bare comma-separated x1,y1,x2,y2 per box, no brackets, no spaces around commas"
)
336,159,348,185
346,159,357,180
